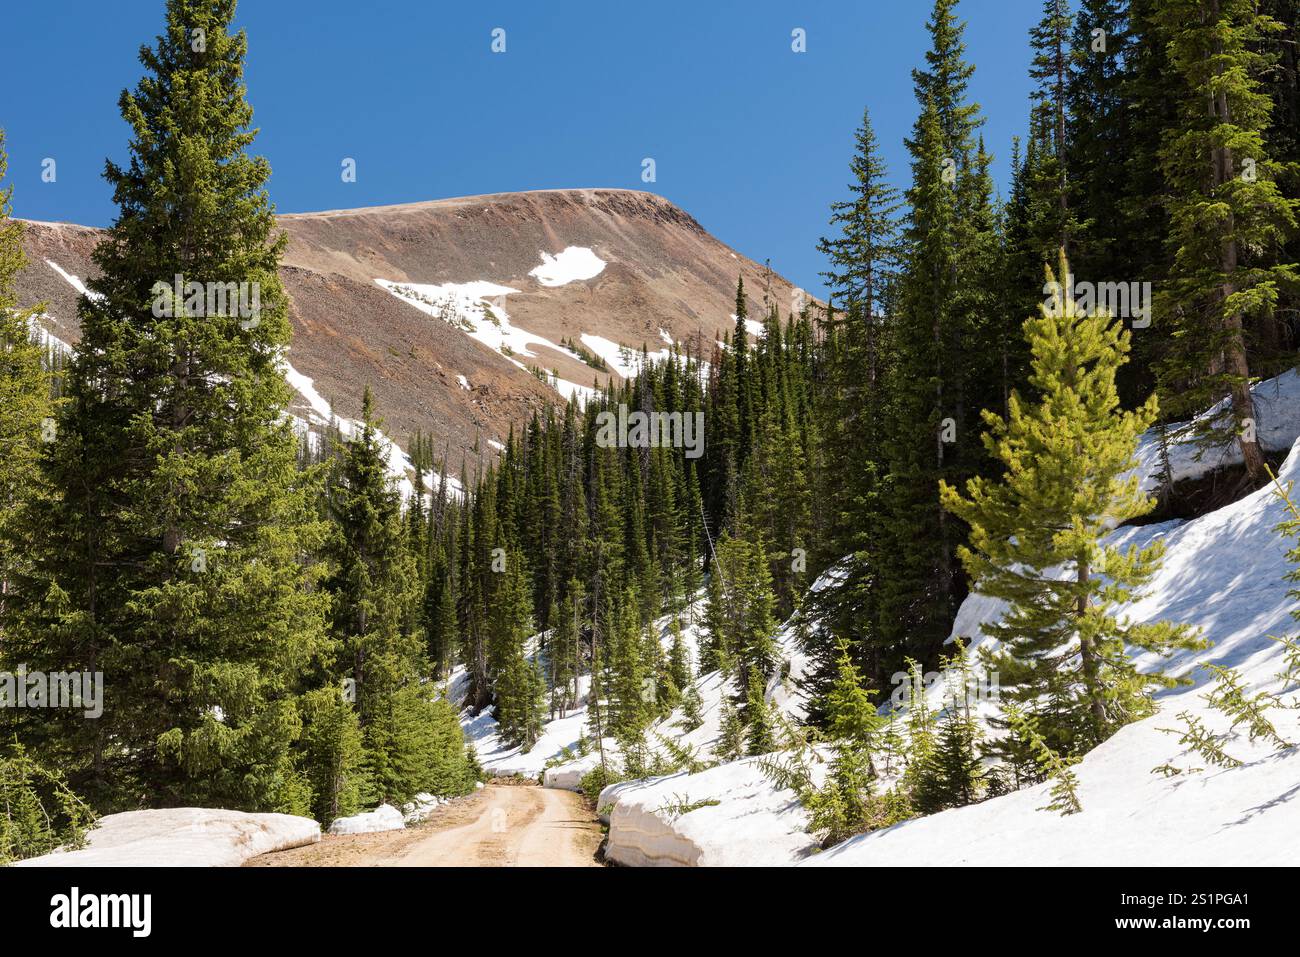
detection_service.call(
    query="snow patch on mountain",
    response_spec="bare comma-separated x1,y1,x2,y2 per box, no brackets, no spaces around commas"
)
44,258,102,301
376,277,599,405
529,246,606,287
281,359,464,501
579,333,673,379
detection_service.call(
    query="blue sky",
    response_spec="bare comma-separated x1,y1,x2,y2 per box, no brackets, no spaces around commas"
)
1,0,1039,296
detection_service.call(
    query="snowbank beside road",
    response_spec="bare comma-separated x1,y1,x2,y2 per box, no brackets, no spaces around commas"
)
600,436,1300,866
805,708,1300,867
599,760,818,867
16,809,320,868
327,804,405,835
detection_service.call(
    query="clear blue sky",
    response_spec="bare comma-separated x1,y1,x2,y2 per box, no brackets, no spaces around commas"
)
1,0,1039,296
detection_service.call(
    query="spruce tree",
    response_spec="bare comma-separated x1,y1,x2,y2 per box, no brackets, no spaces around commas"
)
297,685,366,826
1027,0,1077,257
912,645,984,812
940,255,1206,754
1156,0,1299,481
809,105,900,708
744,665,775,756
8,0,330,811
704,526,778,719
877,0,999,687
667,617,692,693
716,698,745,762
324,388,453,805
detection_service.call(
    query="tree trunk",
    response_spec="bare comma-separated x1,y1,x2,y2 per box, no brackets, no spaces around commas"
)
1075,557,1106,734
1210,9,1265,482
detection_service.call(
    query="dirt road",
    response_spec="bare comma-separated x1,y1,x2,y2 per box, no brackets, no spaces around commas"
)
248,784,603,867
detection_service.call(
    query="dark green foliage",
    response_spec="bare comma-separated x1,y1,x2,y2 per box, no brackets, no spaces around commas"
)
5,0,331,813
1155,0,1298,479
0,742,97,864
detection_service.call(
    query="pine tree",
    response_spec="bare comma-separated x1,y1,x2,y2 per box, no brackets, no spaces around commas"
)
678,680,704,732
704,526,779,719
825,641,886,749
1004,703,1084,814
940,254,1206,754
0,743,97,864
817,105,902,329
809,109,898,705
606,594,650,738
912,646,984,812
1028,0,1077,257
900,658,938,799
7,1,330,811
297,685,366,826
667,617,692,693
877,0,998,687
1156,0,1299,481
1066,0,1138,281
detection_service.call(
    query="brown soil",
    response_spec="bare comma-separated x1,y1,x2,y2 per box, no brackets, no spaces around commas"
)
245,784,603,868
17,188,813,481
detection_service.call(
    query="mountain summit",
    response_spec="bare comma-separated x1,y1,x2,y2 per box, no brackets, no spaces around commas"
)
17,188,807,476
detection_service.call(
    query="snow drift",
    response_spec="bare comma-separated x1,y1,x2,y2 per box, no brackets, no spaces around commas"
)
598,760,817,867
16,809,320,868
326,803,406,835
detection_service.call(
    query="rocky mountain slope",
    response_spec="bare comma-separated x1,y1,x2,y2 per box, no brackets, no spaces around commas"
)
16,188,807,481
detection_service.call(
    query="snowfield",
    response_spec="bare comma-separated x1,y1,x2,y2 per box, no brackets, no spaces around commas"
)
16,809,320,868
376,276,599,405
614,435,1300,865
529,246,606,287
283,359,463,502
804,435,1300,867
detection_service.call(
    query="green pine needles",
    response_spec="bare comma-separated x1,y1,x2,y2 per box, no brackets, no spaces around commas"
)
942,252,1206,756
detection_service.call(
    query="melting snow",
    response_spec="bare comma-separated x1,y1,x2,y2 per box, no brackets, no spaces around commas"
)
17,809,319,867
528,246,606,287
1129,369,1300,491
44,259,103,301
376,277,598,405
